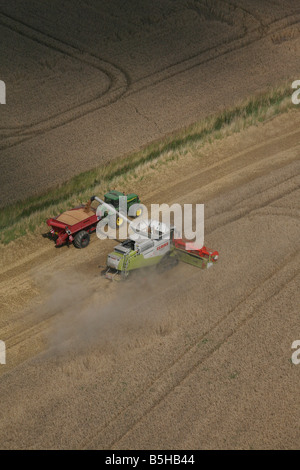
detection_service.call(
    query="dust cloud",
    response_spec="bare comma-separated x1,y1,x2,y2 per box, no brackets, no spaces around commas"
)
38,268,179,358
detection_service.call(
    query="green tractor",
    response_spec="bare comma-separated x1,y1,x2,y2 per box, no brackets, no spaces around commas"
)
99,190,143,228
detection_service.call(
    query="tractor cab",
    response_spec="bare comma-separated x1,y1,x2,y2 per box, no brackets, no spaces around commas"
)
102,190,141,216
104,190,124,208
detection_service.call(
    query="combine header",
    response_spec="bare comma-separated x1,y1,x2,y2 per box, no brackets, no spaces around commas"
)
173,239,219,269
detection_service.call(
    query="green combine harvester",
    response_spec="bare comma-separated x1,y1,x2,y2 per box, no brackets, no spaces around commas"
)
105,219,219,280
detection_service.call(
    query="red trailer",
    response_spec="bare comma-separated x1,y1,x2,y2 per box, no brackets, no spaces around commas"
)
46,190,143,249
46,203,100,248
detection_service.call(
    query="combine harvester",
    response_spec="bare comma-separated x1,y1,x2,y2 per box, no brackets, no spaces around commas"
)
105,218,219,280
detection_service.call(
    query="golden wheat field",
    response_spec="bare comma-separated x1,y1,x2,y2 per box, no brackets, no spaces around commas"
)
0,0,299,450
0,0,300,205
0,110,299,449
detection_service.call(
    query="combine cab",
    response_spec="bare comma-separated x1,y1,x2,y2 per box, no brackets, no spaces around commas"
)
105,220,174,280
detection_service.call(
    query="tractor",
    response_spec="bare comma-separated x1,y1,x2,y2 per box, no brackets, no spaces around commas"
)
99,190,142,228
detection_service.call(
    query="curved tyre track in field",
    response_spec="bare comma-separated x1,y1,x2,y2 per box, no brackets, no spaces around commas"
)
123,11,300,100
0,12,130,146
1,5,300,152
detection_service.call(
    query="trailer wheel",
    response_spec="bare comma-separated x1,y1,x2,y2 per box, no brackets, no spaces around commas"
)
73,230,90,249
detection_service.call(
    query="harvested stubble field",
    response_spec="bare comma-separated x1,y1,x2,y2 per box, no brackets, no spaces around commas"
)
0,0,299,450
0,109,299,449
